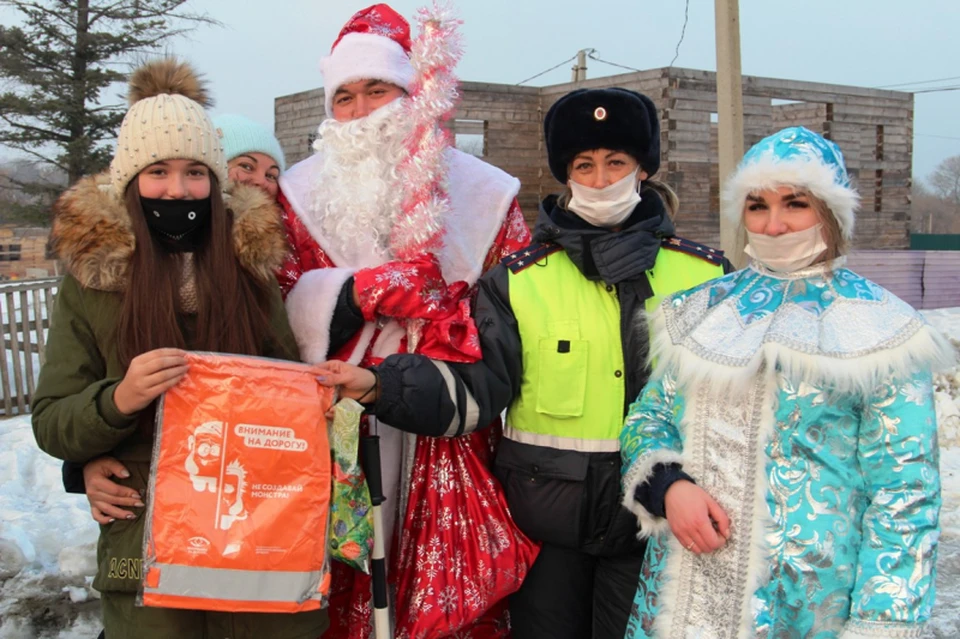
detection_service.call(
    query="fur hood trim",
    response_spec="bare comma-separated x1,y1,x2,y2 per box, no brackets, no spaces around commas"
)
51,174,287,291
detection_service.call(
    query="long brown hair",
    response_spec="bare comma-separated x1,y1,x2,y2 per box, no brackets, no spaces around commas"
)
117,176,273,367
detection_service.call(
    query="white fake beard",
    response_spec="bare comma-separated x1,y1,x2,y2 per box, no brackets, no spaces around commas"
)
307,99,413,266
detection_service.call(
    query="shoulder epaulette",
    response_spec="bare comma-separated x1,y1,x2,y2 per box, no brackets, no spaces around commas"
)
500,243,563,274
660,236,726,266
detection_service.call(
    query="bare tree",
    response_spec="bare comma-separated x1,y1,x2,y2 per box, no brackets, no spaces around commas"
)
0,0,219,224
911,180,958,234
929,155,960,210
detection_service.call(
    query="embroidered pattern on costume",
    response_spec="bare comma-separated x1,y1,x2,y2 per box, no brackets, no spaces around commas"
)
665,374,766,638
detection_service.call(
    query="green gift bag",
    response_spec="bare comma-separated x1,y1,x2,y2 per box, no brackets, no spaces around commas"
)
328,399,373,573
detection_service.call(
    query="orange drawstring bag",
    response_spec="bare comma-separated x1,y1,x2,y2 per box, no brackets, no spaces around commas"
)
140,352,333,613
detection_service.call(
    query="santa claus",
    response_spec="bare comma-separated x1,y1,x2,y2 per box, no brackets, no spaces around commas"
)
276,4,532,638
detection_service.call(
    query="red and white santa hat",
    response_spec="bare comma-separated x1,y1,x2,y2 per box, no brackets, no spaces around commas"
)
320,4,414,117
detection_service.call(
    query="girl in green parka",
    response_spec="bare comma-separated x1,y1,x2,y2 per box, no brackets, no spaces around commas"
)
31,58,328,639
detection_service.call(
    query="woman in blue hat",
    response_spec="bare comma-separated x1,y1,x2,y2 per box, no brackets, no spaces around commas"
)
620,127,951,638
215,113,286,200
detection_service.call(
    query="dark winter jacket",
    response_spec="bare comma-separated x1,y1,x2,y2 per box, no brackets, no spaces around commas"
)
34,174,300,595
368,189,727,555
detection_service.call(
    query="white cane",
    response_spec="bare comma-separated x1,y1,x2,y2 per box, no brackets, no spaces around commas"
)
361,421,391,639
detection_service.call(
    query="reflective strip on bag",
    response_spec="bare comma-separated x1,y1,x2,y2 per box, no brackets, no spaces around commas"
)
144,564,324,603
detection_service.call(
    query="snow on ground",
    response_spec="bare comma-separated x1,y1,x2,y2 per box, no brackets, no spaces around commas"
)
2,309,960,637
925,307,960,638
0,417,99,638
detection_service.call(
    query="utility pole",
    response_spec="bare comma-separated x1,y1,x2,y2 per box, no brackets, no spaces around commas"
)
715,0,745,265
571,49,588,82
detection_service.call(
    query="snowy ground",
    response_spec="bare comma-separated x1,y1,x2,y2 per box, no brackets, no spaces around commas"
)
2,310,960,638
0,417,100,638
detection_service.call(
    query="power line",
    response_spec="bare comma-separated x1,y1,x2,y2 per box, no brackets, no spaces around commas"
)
669,0,691,67
916,133,960,141
877,75,960,89
587,52,642,74
912,85,960,94
516,54,578,86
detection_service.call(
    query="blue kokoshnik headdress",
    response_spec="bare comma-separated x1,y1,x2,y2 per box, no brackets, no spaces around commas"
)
721,126,860,241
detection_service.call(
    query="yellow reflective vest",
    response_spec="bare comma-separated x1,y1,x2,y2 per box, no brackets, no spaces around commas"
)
504,240,725,452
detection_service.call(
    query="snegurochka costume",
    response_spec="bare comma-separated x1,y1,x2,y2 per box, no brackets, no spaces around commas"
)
621,127,954,639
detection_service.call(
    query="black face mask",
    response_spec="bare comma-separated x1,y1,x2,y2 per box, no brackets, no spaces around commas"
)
140,197,212,252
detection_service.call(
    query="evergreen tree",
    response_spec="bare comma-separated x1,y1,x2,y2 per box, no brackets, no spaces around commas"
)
0,0,218,224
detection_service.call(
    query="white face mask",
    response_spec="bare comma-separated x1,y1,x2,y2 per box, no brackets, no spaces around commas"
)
744,224,829,273
567,169,641,228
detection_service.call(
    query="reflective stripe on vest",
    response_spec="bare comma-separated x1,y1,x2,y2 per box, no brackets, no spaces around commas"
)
506,246,725,452
502,425,621,453
144,563,324,604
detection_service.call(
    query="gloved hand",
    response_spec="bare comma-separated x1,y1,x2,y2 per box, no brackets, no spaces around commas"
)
353,253,470,323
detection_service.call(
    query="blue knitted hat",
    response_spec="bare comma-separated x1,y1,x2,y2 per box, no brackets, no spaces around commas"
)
212,114,286,172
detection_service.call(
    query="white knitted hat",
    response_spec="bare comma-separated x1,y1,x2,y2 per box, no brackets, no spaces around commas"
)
110,59,227,195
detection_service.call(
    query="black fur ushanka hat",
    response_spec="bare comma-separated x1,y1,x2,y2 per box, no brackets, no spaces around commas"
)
544,87,660,183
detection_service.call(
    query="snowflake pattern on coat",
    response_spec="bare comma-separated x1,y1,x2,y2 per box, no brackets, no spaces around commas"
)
621,368,941,638
277,190,532,639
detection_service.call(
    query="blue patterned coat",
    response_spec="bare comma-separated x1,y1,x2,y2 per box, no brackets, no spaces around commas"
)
620,262,952,639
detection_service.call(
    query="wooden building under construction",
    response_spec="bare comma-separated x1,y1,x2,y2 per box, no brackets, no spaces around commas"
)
275,67,913,249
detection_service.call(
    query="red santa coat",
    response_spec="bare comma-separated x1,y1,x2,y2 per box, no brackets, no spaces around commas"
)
277,148,531,638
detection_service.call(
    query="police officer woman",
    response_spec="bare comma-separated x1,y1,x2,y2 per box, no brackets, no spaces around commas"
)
317,87,730,638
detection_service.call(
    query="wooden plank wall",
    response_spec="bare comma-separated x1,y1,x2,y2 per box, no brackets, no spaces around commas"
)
0,227,58,281
456,82,542,220
274,68,913,251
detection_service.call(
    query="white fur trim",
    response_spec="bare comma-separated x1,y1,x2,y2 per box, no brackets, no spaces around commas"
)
721,158,860,241
280,148,519,288
284,267,356,364
648,303,956,400
621,449,683,538
319,32,414,117
839,619,926,639
646,389,706,638
441,149,521,285
369,320,404,361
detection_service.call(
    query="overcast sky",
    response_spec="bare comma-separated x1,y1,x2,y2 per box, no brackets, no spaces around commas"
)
4,0,959,181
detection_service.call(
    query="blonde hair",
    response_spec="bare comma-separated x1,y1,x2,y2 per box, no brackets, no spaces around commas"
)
645,179,679,219
811,193,847,260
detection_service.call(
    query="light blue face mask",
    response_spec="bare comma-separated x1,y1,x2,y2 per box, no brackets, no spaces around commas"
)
567,168,641,228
